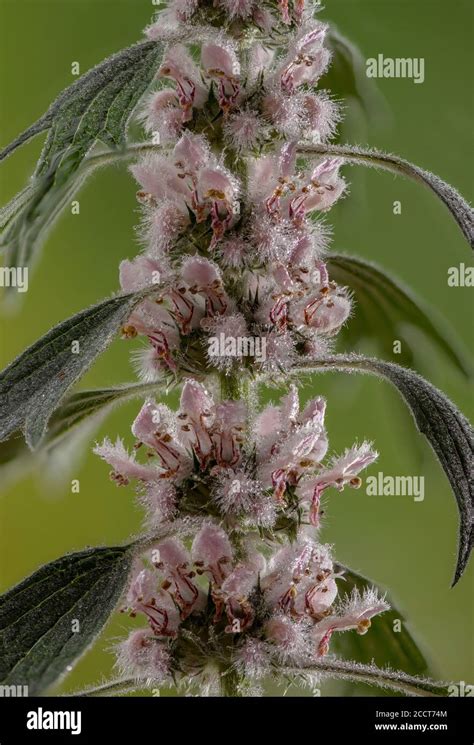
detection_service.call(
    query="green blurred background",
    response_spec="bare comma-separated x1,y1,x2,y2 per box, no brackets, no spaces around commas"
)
0,0,472,695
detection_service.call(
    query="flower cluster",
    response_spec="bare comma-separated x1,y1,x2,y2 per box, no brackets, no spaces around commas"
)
100,0,388,695
121,133,349,380
142,23,338,148
146,0,328,56
115,528,388,689
95,380,377,529
117,2,350,382
96,381,385,691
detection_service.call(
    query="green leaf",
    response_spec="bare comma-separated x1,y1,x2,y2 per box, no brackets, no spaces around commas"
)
0,185,35,231
327,253,473,377
0,147,156,304
293,355,474,586
1,168,87,276
0,381,167,487
0,40,162,274
40,382,166,444
333,565,430,679
322,26,388,124
0,288,156,450
0,545,133,695
0,40,160,165
283,659,448,697
297,143,474,248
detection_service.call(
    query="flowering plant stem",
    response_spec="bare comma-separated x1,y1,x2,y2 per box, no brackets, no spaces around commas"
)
0,0,472,699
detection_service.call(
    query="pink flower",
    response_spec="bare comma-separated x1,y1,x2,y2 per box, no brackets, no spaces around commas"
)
201,42,239,79
177,379,246,467
301,93,340,141
159,44,208,121
264,614,306,656
224,109,264,152
213,399,247,465
278,24,331,93
119,256,182,374
180,255,229,316
174,131,210,170
255,385,328,500
247,42,275,83
132,399,192,480
116,629,172,680
140,481,177,526
119,256,166,293
140,89,183,143
219,0,256,20
218,560,260,631
130,154,191,208
201,42,240,112
153,538,203,617
124,564,181,637
131,133,240,249
146,204,189,257
298,286,352,334
289,158,347,222
177,380,216,468
93,437,161,486
249,146,346,231
297,442,379,525
145,1,199,36
262,538,337,619
290,227,329,267
247,143,297,203
293,158,346,214
192,522,234,584
312,588,389,657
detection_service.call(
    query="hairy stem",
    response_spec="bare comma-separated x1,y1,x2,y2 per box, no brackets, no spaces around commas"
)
131,517,206,557
220,373,250,402
282,658,448,697
73,677,142,697
297,142,474,247
83,141,159,170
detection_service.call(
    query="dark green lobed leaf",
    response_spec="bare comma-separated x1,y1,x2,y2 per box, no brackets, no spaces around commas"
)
0,288,156,450
0,546,132,695
0,382,166,486
0,40,162,277
294,355,474,585
0,41,160,165
327,253,472,377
